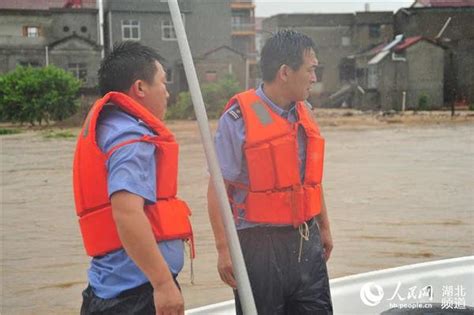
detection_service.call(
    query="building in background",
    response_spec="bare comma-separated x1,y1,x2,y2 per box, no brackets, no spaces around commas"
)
353,36,445,110
0,0,100,89
395,0,474,106
2,0,471,110
230,0,258,88
261,11,394,108
262,0,473,110
0,0,258,99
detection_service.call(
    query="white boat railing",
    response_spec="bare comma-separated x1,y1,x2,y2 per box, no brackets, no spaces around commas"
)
186,256,474,315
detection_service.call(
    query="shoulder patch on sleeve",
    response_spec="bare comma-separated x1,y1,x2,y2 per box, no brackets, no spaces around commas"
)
227,107,242,121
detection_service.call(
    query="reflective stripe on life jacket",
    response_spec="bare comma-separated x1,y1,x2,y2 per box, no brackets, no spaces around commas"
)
73,91,193,257
223,89,325,227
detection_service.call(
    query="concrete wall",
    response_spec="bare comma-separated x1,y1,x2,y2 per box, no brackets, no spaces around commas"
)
186,0,232,58
354,12,394,49
294,25,354,94
104,0,191,13
406,41,444,109
360,40,444,111
195,48,246,89
0,47,46,72
105,0,232,96
395,7,474,103
378,56,408,111
455,39,474,103
50,9,98,43
49,37,101,87
0,11,51,48
0,10,48,71
0,8,100,88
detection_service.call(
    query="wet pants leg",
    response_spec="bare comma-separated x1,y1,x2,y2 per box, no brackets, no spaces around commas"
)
80,276,180,315
234,221,333,315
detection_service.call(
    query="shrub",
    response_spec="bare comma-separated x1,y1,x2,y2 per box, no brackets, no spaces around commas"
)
42,129,76,139
0,65,81,125
417,94,430,111
166,74,242,120
0,128,21,135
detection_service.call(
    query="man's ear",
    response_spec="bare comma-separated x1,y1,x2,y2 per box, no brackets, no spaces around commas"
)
278,64,290,83
129,80,146,98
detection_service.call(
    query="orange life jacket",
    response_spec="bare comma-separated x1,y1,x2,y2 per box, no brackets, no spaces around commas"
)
73,92,193,257
224,89,325,227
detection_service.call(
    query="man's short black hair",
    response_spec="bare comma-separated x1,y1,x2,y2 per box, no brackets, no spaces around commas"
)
98,41,164,96
260,29,317,82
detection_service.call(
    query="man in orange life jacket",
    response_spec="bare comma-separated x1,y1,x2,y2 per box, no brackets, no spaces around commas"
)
208,30,333,314
73,41,192,315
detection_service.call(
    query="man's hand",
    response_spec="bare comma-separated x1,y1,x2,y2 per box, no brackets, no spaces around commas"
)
207,179,237,289
217,249,237,289
319,225,333,261
317,186,333,262
153,279,184,315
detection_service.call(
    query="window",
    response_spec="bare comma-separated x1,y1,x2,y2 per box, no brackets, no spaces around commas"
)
356,68,365,79
205,71,217,82
161,14,184,40
122,20,140,40
341,36,351,47
369,24,381,38
23,26,39,38
18,60,40,67
68,63,87,82
166,68,173,83
231,11,254,32
81,26,88,33
368,65,378,89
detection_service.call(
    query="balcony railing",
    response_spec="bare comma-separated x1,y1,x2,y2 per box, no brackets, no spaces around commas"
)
232,23,255,33
231,0,255,9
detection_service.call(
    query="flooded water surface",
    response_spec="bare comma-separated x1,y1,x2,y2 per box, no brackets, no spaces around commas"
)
1,122,473,314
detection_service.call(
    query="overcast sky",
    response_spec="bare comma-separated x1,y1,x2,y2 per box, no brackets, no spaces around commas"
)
254,0,415,17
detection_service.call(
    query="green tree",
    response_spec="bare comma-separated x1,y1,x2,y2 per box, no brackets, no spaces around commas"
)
0,65,81,125
417,93,430,111
166,74,242,120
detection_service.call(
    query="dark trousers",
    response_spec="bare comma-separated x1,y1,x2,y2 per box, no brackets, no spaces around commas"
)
80,277,180,315
234,220,333,315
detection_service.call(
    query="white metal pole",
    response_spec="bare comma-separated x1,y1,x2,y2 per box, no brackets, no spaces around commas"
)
108,11,113,51
167,1,257,314
97,0,105,58
45,46,49,66
245,57,249,90
402,91,406,112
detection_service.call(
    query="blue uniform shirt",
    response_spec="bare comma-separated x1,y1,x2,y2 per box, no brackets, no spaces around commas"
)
214,85,308,230
87,105,184,299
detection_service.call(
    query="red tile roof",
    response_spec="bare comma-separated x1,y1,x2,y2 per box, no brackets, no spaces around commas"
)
0,0,96,10
394,36,423,52
370,42,388,55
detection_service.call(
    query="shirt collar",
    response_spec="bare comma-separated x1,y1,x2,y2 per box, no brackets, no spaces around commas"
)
255,84,296,118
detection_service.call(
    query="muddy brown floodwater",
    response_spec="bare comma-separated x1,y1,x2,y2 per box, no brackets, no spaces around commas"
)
1,120,473,314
